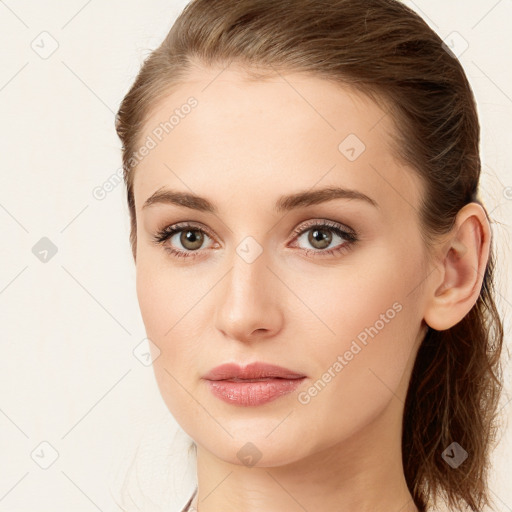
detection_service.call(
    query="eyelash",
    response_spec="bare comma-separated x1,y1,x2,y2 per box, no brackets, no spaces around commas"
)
151,220,358,260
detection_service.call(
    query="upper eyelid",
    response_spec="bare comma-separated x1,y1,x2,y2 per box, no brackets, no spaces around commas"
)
291,219,355,236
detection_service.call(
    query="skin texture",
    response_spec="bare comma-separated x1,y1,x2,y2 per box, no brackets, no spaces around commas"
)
132,64,490,512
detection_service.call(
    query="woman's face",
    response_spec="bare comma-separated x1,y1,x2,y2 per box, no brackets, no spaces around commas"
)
132,65,431,466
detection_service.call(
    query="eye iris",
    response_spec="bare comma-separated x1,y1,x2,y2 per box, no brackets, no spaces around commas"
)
308,228,332,249
180,230,204,250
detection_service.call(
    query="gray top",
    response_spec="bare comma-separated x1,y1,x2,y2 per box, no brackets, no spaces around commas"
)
180,486,198,512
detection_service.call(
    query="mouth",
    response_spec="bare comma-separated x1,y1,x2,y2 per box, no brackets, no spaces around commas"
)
226,377,303,382
202,362,306,406
202,362,306,381
205,377,306,406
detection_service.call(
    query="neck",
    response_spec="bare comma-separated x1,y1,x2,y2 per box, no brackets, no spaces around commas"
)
193,394,419,512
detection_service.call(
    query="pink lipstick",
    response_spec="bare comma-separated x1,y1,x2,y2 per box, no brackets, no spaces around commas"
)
202,362,306,406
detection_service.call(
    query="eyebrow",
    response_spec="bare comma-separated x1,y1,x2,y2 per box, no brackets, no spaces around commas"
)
142,186,378,213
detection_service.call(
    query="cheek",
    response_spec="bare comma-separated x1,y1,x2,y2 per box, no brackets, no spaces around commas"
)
136,260,207,425
136,262,171,340
296,243,423,405
135,260,197,380
135,254,198,338
303,241,419,339
135,254,216,368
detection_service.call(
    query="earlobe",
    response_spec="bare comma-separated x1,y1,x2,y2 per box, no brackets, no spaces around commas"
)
423,203,491,331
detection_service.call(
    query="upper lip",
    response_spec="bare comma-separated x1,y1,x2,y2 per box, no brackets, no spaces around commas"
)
203,362,306,381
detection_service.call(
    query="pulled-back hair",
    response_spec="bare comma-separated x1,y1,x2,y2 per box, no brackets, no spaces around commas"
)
115,1,505,510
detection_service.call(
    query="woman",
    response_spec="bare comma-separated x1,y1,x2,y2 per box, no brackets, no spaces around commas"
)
114,0,505,511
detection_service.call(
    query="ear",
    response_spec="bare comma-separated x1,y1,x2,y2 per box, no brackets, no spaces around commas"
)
423,202,491,331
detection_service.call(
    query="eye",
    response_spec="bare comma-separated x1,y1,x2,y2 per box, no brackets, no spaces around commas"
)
152,219,358,260
290,220,358,257
151,222,216,259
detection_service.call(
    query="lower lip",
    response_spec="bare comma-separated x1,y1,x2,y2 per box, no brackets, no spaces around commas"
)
205,378,305,406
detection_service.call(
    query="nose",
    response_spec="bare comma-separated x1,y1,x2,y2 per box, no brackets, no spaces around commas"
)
214,244,284,344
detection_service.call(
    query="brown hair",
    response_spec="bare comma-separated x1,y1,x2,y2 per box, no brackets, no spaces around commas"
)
115,1,505,510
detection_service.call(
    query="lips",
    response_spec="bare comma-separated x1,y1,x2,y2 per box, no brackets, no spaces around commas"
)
202,362,306,381
203,362,307,406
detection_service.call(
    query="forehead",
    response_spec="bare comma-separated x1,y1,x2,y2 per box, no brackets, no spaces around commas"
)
132,65,423,219
136,65,391,159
